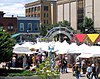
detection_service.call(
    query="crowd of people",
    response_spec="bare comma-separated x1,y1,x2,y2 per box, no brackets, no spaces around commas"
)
72,59,100,79
0,51,100,79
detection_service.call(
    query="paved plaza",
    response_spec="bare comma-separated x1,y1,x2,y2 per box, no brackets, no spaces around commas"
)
60,73,87,79
60,68,87,79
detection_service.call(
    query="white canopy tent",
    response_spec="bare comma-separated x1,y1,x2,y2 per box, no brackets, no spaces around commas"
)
55,41,69,54
67,43,81,54
13,47,34,54
77,45,100,58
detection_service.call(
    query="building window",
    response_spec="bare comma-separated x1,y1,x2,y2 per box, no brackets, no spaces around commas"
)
37,13,40,17
44,6,48,11
7,23,14,31
34,23,39,31
28,23,32,31
77,0,84,30
7,26,13,31
44,13,48,18
20,23,24,31
44,20,46,24
34,7,36,11
34,14,36,17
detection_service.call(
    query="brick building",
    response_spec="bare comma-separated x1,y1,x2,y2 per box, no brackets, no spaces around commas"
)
25,0,57,25
0,11,17,34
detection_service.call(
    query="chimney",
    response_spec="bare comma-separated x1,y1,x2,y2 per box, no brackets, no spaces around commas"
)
12,15,14,18
0,11,5,18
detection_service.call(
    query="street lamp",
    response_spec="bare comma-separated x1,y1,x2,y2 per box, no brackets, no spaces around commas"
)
48,44,54,70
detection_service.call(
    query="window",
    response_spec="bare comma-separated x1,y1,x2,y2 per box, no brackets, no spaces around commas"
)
44,20,46,24
7,26,13,31
43,20,48,24
20,23,24,31
44,6,48,11
44,13,48,18
7,23,14,31
34,23,39,31
28,23,32,31
34,7,36,11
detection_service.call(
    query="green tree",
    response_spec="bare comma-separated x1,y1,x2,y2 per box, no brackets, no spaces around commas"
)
35,57,59,79
40,20,72,36
79,17,96,33
0,28,15,62
40,24,48,36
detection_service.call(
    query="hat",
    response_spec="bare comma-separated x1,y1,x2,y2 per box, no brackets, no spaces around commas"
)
91,64,94,67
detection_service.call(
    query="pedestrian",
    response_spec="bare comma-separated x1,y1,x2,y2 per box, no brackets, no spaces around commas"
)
96,63,100,78
86,64,92,79
73,62,80,79
62,58,68,73
90,64,98,79
12,56,16,67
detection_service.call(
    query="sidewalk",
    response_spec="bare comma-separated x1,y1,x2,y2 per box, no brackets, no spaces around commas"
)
67,68,72,73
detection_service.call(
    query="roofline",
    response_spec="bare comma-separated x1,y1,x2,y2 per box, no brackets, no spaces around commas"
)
25,1,41,8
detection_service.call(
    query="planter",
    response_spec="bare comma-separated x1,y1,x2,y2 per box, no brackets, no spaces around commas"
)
0,75,60,79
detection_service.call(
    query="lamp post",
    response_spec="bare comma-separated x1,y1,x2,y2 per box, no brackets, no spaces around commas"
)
26,30,29,41
48,44,54,70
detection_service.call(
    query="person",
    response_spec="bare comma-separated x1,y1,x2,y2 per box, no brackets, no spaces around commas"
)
96,63,100,78
86,64,92,79
90,64,98,79
12,56,16,67
62,58,68,73
58,60,62,72
23,55,28,69
73,63,80,79
32,55,35,65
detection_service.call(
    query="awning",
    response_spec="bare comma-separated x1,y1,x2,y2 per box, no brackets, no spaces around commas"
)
75,34,86,43
77,53,93,58
11,33,20,38
72,34,86,43
87,34,99,43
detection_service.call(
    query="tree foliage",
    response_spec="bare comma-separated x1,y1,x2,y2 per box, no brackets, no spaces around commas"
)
0,28,15,62
35,57,59,79
40,20,73,36
79,17,96,33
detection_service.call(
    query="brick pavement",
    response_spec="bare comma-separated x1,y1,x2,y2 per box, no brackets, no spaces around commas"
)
60,68,87,79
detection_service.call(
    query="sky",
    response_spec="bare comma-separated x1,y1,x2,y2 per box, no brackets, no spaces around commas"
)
0,0,37,17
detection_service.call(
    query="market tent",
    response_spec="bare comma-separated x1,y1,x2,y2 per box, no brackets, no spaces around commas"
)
21,42,33,48
95,35,100,43
90,46,100,57
77,45,100,58
13,47,35,55
11,33,20,38
54,41,69,54
87,34,99,43
74,34,86,43
71,34,86,43
78,43,90,53
77,53,93,58
13,44,22,49
67,43,80,54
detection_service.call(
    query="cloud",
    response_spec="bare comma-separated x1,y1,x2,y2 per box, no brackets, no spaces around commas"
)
0,0,37,17
1,3,25,17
